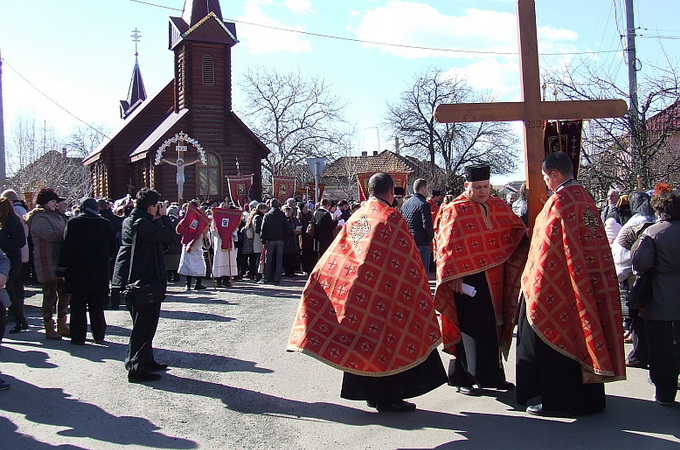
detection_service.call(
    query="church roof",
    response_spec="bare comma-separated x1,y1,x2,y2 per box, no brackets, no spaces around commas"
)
169,12,237,50
120,56,147,119
129,109,190,162
182,0,223,27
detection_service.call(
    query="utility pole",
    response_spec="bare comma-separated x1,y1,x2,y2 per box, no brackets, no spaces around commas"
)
625,0,640,174
0,48,6,188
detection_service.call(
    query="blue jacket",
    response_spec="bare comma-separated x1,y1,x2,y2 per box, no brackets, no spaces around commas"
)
400,193,434,246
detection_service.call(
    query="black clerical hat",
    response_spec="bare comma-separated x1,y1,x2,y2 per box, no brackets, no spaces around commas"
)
465,165,490,182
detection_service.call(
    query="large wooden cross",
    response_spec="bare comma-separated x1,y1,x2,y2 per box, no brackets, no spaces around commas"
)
434,0,627,227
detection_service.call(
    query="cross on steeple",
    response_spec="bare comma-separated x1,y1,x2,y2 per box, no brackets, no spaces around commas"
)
131,28,142,57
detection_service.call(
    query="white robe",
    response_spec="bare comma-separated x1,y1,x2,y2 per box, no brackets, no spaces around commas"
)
178,238,207,277
212,227,239,277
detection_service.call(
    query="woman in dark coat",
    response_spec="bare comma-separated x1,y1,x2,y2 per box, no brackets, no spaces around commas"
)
282,205,300,276
0,198,27,333
632,192,680,406
297,202,316,274
112,189,176,383
56,198,117,344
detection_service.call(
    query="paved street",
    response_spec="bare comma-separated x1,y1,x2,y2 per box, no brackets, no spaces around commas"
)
0,278,678,449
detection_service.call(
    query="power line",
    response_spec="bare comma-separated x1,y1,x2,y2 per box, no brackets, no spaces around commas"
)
127,0,622,57
1,57,111,140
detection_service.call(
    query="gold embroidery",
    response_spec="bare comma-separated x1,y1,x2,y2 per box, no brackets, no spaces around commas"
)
349,215,371,244
583,206,599,233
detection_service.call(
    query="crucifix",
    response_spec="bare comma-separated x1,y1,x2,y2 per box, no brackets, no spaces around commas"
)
160,139,202,203
434,0,627,227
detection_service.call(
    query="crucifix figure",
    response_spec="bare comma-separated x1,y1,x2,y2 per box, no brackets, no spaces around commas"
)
435,0,627,227
161,142,202,203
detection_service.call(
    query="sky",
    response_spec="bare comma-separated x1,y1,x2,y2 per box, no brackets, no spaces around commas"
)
1,0,679,183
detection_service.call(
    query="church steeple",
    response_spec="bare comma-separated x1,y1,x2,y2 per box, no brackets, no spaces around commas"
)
181,0,223,27
120,28,147,119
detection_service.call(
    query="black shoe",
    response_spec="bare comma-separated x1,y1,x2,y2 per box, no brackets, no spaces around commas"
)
70,340,86,345
128,371,162,383
9,323,28,334
626,360,648,369
456,386,482,396
194,284,207,290
525,403,573,417
491,381,515,391
376,400,416,413
0,379,10,391
147,362,169,372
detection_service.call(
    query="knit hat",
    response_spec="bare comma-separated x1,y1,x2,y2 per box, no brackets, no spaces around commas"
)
249,200,259,209
79,197,99,216
36,188,60,206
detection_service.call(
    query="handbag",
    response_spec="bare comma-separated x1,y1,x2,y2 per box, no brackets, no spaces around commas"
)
627,269,653,309
122,219,165,307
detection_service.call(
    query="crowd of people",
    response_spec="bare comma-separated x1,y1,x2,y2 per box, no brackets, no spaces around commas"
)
1,151,679,413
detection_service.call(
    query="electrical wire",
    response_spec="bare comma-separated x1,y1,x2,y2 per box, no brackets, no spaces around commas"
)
1,57,111,140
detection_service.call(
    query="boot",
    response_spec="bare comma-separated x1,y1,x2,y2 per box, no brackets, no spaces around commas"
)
44,319,62,340
57,316,71,338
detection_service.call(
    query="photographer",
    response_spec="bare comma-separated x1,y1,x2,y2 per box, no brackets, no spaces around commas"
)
112,189,176,383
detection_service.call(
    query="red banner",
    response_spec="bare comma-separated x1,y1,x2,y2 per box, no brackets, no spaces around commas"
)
226,175,253,209
544,120,582,179
272,176,296,203
306,182,326,202
356,172,410,201
211,207,242,250
176,203,210,251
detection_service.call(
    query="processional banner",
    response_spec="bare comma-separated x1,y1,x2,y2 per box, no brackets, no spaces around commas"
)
176,203,210,252
272,176,296,203
306,182,326,203
356,172,410,202
544,120,582,179
226,175,253,209
211,207,242,250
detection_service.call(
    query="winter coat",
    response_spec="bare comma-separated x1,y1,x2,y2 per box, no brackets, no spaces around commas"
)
400,193,434,246
298,211,314,250
111,208,176,290
283,216,300,255
0,215,26,269
261,208,287,242
313,208,334,249
632,219,680,321
26,207,67,283
57,212,118,293
13,201,29,263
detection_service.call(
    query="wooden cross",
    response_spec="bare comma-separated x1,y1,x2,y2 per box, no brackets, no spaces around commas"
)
434,0,627,227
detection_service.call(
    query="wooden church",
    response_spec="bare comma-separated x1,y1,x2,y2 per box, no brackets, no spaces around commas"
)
84,0,268,202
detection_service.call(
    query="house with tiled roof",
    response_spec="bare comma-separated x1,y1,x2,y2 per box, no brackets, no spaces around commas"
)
84,0,268,202
321,150,443,200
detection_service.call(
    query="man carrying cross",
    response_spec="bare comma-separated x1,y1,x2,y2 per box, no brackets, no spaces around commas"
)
517,151,625,416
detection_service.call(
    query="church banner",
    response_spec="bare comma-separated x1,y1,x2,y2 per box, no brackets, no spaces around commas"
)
226,174,253,209
544,120,582,179
211,207,242,250
272,176,296,203
357,172,410,201
176,203,210,252
306,182,325,203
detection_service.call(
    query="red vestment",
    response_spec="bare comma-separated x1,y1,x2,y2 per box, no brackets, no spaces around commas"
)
521,183,626,383
211,208,242,250
434,194,527,356
287,197,442,376
176,204,210,252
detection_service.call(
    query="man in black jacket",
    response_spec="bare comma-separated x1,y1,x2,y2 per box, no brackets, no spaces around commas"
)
112,189,176,383
400,179,434,273
313,199,335,258
57,198,118,345
260,198,289,284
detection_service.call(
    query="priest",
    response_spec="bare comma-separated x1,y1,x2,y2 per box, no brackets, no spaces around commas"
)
517,151,626,416
434,165,527,396
287,172,446,412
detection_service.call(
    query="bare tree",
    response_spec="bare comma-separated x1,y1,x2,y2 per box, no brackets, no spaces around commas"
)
66,124,109,158
239,67,352,178
544,58,680,198
385,67,520,190
8,114,60,175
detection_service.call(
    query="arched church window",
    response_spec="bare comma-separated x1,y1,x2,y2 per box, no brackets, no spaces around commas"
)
202,54,215,86
196,152,221,198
